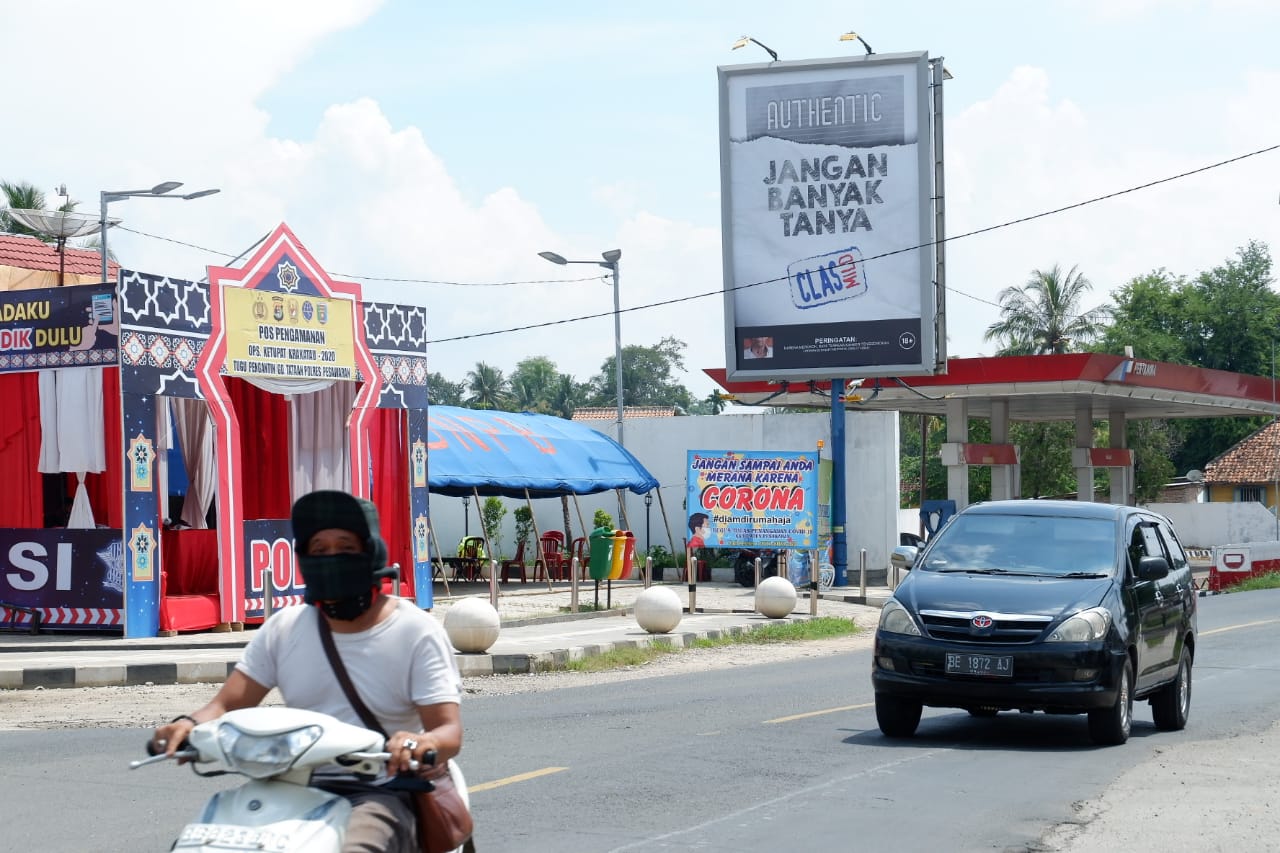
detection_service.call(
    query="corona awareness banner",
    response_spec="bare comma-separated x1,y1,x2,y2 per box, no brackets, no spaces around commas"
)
223,287,356,381
685,450,819,549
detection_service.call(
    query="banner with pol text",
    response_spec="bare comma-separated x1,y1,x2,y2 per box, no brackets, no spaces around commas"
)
685,450,819,550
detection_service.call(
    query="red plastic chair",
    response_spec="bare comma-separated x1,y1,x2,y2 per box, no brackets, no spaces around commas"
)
500,538,529,584
539,532,567,581
570,536,589,580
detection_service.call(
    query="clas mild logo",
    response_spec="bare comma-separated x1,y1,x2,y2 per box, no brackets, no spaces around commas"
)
786,246,868,310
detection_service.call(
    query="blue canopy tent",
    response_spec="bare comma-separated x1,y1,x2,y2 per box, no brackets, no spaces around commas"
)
425,407,663,587
426,406,657,498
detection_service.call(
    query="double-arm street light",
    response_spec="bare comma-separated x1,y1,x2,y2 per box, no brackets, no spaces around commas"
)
99,181,221,282
538,248,624,447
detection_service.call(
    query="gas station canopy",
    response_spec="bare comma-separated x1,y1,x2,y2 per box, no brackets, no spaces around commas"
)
707,354,1280,422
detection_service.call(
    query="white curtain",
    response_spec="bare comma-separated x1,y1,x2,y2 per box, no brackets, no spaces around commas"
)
38,367,106,529
290,381,357,499
243,375,337,396
173,397,217,529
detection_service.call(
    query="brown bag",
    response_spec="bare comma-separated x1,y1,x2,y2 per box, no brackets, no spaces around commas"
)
317,614,475,853
412,762,475,853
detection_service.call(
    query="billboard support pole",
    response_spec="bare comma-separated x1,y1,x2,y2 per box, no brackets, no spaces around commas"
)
832,378,848,587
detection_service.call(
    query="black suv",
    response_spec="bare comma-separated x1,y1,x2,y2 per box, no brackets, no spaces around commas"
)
872,500,1196,745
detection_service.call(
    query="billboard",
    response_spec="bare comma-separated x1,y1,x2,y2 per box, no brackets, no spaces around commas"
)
718,52,944,380
0,282,118,372
685,450,819,549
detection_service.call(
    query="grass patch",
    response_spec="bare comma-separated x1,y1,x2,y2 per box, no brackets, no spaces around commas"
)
562,641,678,672
1229,572,1280,592
557,617,860,672
557,602,622,614
690,616,860,649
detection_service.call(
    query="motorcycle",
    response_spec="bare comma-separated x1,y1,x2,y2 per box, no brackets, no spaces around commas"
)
132,706,470,852
733,547,779,587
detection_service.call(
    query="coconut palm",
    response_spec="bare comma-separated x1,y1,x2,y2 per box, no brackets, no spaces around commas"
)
465,362,509,410
1,180,49,239
984,264,1109,355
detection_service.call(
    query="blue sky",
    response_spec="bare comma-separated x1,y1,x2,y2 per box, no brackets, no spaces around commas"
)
4,0,1278,400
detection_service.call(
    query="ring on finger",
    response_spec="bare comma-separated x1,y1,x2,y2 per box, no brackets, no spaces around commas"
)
403,738,418,752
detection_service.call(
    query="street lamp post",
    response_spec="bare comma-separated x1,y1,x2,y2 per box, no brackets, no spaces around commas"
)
99,182,221,282
644,492,653,552
537,249,624,448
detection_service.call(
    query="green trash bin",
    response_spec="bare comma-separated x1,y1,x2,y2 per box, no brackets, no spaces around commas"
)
588,527,616,581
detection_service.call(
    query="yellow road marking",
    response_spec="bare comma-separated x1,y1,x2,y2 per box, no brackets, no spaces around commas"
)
468,766,568,793
765,702,873,724
1200,618,1280,637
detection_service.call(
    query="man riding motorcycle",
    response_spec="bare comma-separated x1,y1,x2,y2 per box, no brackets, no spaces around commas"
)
152,490,463,853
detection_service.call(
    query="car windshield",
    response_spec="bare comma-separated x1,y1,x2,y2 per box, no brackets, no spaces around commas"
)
919,513,1116,578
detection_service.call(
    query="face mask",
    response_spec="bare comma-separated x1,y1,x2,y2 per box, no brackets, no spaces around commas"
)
300,553,376,620
319,592,374,622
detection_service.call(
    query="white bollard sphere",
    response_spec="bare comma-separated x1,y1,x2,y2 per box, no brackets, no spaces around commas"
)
633,585,684,634
443,597,501,653
755,576,797,619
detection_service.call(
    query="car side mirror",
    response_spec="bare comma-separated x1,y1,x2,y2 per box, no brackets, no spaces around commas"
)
1136,555,1170,580
890,545,918,571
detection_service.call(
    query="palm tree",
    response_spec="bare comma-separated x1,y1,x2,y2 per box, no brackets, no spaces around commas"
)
1,181,49,239
548,374,583,420
465,362,509,410
984,264,1108,355
704,391,727,415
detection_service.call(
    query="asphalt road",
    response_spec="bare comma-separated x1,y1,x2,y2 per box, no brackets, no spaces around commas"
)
6,589,1279,852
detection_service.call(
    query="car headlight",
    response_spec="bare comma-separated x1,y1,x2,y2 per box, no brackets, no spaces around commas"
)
878,598,922,637
1047,607,1112,642
216,723,322,779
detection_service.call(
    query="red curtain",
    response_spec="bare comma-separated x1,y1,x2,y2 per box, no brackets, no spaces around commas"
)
369,408,412,592
0,373,43,527
82,367,124,528
227,377,291,520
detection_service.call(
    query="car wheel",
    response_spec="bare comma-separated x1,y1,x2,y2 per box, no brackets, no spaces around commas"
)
1151,646,1192,731
876,693,922,738
1088,658,1133,746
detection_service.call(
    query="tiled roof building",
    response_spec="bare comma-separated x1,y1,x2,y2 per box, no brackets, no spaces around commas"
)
571,406,678,422
0,233,118,289
1203,419,1280,504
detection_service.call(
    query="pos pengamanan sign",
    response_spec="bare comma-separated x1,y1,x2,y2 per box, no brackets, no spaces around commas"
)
686,450,819,550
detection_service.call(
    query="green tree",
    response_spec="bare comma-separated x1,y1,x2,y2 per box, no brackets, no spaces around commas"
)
1010,421,1079,498
984,264,1108,355
509,356,559,413
590,336,697,411
1118,243,1278,473
465,362,509,410
1096,269,1190,363
428,372,465,407
480,496,507,558
1128,420,1178,503
1,181,49,239
547,374,586,419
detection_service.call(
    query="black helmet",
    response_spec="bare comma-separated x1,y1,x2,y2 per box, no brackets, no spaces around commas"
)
291,490,389,570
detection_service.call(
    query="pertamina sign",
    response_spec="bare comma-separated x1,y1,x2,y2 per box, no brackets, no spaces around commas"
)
223,287,356,381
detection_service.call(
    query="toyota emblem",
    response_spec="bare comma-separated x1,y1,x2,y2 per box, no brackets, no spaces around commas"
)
971,615,993,629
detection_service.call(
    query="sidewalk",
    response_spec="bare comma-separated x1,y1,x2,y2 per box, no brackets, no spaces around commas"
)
0,579,893,690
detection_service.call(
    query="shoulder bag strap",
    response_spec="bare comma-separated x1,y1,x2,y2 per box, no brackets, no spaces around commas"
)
316,612,387,737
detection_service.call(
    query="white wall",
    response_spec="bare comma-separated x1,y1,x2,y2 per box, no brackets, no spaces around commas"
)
1143,501,1280,548
427,410,902,573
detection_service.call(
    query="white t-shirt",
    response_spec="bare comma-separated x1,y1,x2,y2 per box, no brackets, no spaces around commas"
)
238,599,461,736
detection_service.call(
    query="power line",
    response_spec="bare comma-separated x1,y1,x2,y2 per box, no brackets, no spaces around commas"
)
113,225,604,287
428,143,1279,344
117,142,1279,343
